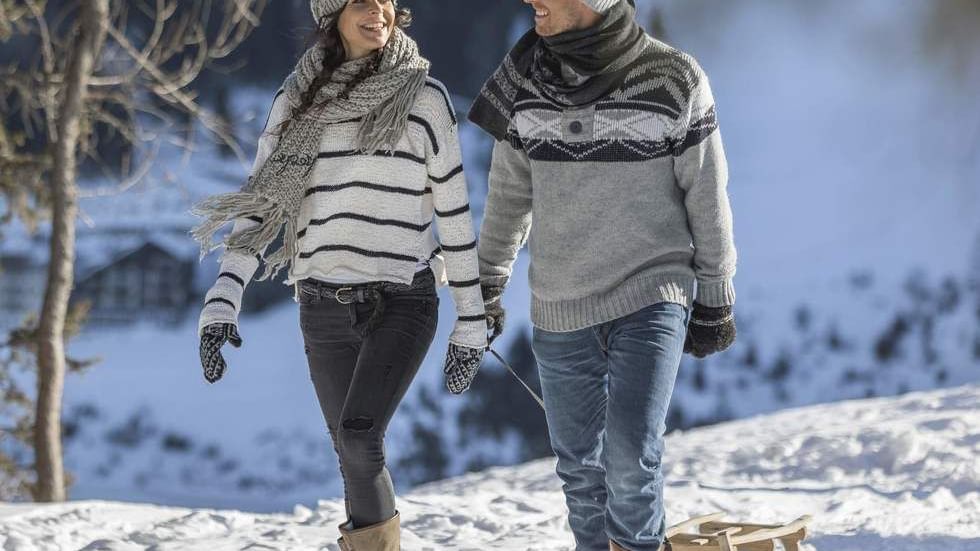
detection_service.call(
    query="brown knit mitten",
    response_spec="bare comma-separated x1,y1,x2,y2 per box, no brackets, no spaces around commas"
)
482,284,505,345
684,303,736,359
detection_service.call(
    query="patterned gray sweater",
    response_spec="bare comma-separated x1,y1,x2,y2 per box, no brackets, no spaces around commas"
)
199,78,487,349
478,37,737,332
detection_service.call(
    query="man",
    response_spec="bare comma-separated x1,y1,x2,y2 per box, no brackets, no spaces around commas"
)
468,0,737,549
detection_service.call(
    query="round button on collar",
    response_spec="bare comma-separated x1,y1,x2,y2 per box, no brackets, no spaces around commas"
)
569,121,583,134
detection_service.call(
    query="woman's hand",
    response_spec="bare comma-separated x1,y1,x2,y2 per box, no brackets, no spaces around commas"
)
199,323,243,383
443,342,485,394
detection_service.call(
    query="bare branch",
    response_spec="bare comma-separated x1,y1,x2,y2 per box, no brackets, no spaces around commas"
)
77,139,161,198
103,20,249,164
3,0,267,195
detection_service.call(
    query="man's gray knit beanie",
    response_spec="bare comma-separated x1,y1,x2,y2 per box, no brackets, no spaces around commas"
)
581,0,619,13
311,0,346,25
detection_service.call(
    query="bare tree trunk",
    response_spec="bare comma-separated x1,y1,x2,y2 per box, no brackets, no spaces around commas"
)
34,0,108,503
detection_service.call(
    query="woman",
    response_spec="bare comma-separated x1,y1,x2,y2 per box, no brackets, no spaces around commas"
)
192,1,487,548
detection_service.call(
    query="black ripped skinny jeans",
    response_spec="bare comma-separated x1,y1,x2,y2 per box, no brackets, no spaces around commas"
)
298,268,439,528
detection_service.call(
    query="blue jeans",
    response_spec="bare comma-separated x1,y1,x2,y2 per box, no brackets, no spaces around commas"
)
531,302,690,551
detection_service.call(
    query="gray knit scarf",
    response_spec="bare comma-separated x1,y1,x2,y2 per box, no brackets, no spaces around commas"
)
191,27,430,281
468,0,645,140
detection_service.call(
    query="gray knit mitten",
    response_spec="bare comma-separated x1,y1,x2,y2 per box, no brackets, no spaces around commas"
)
444,343,484,394
200,323,243,383
684,303,736,359
482,284,505,345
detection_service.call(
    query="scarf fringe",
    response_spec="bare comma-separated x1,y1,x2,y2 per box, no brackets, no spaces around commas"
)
190,192,293,281
254,215,298,282
358,68,428,153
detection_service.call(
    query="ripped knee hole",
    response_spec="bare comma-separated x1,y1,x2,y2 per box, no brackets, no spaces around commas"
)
342,417,374,431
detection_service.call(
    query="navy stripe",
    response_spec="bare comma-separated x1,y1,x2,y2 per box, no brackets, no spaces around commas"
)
246,215,264,224
306,180,430,198
218,272,245,287
317,114,444,149
442,241,476,253
304,213,431,233
429,247,442,258
205,297,237,310
435,204,470,217
299,245,418,263
318,149,426,165
408,114,439,155
458,314,487,322
481,78,512,117
426,81,457,125
448,277,480,288
431,164,463,184
325,116,442,136
513,100,561,113
674,106,719,156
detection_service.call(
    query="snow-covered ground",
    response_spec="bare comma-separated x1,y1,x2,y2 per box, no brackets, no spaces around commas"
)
1,0,978,526
1,384,977,551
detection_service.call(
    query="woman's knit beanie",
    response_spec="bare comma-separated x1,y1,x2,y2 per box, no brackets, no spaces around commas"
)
311,0,347,26
311,0,403,26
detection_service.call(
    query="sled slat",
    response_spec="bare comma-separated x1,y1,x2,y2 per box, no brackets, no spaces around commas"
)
729,541,775,551
730,516,811,546
702,521,782,535
667,512,727,538
664,514,811,551
717,529,736,551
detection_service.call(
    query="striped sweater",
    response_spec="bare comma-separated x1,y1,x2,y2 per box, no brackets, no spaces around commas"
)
199,78,487,350
477,37,737,332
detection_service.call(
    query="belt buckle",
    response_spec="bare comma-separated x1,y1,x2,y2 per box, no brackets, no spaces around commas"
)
335,287,355,304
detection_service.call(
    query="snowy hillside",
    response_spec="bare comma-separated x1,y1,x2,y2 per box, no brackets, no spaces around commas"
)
1,384,977,551
1,0,978,521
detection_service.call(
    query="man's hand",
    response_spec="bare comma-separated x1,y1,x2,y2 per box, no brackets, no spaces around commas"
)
200,323,243,383
482,284,506,346
684,303,736,359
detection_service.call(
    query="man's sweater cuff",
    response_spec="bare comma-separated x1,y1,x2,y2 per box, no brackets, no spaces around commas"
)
696,278,736,307
480,274,509,290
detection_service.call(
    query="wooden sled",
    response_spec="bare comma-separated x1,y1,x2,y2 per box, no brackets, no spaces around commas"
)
663,512,812,551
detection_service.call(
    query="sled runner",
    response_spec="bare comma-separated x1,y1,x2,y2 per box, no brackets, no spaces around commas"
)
663,512,812,551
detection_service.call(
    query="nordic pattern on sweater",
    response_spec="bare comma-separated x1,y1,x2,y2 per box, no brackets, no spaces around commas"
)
200,78,487,349
477,37,737,332
504,44,719,163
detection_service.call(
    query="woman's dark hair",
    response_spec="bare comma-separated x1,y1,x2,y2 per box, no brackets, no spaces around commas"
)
277,3,413,135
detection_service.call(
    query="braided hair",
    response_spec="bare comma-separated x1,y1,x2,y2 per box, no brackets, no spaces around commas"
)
277,3,413,135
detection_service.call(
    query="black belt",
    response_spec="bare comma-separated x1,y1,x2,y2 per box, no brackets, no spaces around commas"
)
298,269,435,336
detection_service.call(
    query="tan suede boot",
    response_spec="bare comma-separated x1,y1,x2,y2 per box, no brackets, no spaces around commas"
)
339,512,400,551
337,520,353,551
